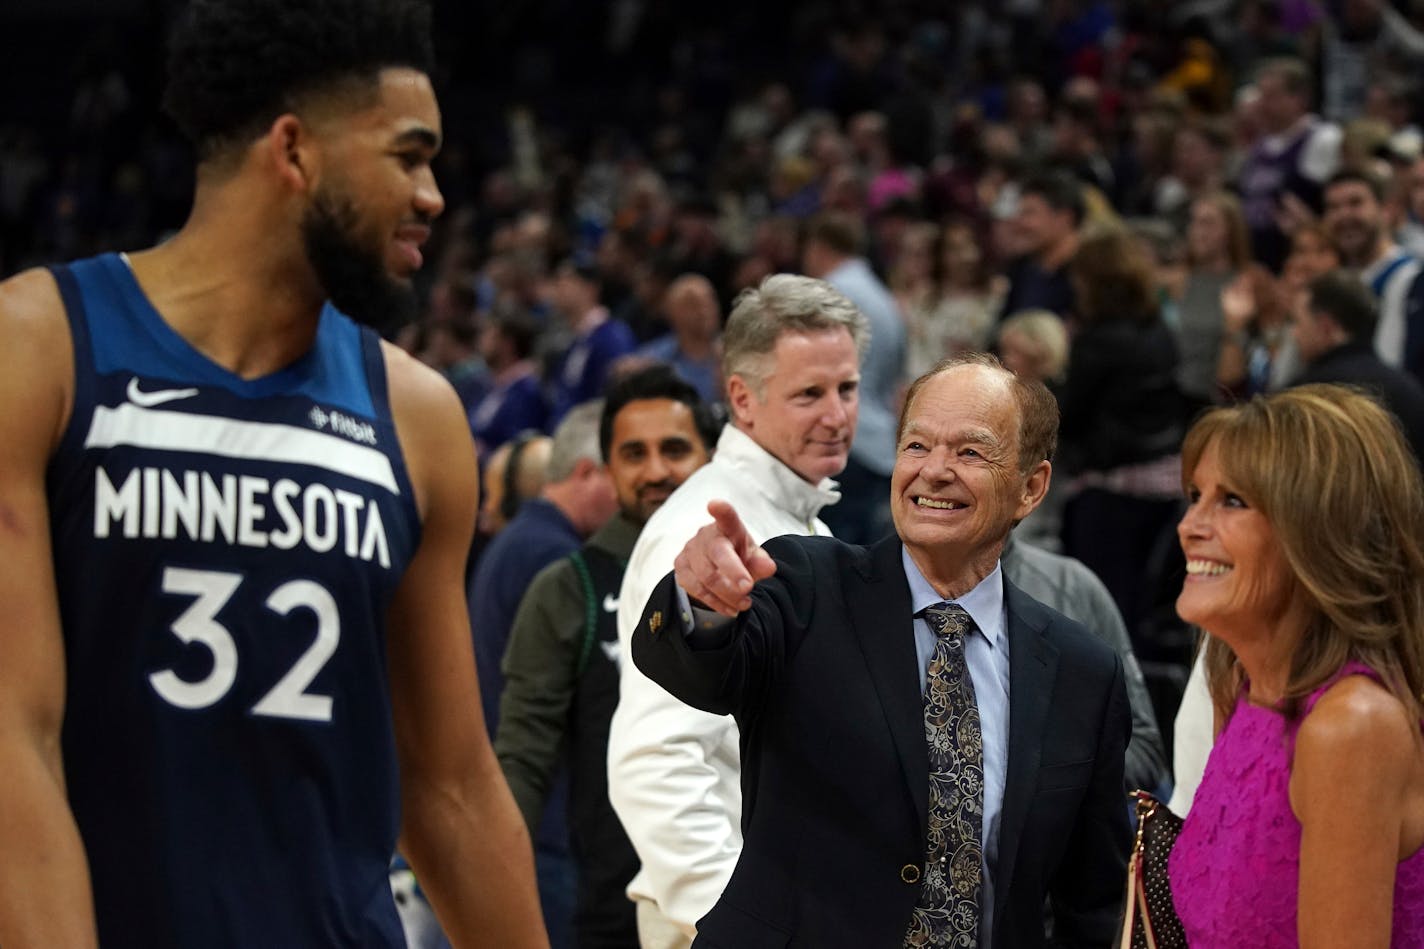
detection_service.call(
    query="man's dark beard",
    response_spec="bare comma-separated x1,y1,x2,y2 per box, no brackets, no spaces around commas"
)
300,190,418,336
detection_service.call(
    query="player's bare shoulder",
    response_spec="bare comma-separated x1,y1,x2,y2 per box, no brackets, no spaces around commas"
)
0,266,76,452
379,338,478,522
0,267,70,357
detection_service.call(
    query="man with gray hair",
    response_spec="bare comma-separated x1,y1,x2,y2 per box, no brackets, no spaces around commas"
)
608,273,867,947
468,399,617,945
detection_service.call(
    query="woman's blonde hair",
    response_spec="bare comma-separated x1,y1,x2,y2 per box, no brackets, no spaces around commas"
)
998,308,1069,382
1183,385,1424,723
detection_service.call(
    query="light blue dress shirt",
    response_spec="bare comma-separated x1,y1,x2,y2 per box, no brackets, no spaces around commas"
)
903,548,1011,949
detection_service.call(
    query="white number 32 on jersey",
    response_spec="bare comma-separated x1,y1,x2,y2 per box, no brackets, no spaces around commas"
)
149,566,340,722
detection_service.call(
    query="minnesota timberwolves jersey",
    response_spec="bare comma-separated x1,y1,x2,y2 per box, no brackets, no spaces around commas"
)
46,253,420,947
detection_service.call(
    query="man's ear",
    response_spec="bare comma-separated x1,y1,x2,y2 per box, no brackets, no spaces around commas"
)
262,113,319,194
572,456,602,481
725,373,756,428
1014,459,1052,521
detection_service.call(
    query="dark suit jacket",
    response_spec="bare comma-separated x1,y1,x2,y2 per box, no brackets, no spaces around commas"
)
633,534,1131,949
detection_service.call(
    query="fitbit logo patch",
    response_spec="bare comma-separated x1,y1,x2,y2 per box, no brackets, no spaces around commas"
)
309,406,378,445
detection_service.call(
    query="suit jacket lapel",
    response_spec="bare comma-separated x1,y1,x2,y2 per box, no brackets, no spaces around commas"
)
994,580,1061,920
846,536,927,831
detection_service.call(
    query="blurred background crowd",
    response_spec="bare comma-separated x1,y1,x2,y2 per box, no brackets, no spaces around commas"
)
9,0,1424,940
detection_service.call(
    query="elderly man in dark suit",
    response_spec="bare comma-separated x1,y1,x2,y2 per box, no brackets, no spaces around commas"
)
633,353,1130,948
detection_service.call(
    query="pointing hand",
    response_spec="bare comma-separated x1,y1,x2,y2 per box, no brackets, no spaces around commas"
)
672,500,777,616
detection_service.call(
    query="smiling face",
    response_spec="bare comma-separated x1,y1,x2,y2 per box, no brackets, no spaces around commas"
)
726,328,860,484
1323,179,1384,268
606,398,711,524
301,67,444,331
1177,441,1301,641
892,365,1048,594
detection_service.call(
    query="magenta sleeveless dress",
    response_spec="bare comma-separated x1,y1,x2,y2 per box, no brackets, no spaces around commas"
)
1168,662,1424,946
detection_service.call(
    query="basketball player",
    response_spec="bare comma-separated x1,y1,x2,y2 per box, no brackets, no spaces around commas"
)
0,0,545,945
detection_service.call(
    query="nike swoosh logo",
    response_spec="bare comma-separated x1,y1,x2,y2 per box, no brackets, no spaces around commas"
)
127,377,199,408
603,594,619,613
600,640,621,666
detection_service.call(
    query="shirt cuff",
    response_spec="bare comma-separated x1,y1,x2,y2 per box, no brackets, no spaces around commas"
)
674,585,737,648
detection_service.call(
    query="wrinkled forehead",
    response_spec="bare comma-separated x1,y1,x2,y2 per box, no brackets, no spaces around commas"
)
905,365,1020,437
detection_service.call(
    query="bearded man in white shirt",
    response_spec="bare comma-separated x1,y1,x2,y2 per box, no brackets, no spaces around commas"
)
607,273,866,948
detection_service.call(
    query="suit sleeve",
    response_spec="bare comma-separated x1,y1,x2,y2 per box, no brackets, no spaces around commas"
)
1048,652,1132,948
631,540,813,720
608,532,811,935
494,559,582,831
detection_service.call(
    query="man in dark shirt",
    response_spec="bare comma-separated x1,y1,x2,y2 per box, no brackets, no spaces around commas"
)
1293,270,1424,463
999,171,1084,321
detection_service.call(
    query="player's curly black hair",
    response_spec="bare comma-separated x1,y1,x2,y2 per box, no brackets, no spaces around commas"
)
163,0,434,160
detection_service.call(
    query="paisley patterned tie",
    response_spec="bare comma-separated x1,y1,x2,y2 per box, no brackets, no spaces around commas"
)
905,602,984,948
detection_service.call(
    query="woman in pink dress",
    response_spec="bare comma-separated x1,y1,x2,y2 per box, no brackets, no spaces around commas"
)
1167,385,1424,946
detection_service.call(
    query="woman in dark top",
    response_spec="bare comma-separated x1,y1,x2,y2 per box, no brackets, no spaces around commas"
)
1059,224,1187,639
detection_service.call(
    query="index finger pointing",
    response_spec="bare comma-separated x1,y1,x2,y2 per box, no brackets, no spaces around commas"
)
706,499,750,549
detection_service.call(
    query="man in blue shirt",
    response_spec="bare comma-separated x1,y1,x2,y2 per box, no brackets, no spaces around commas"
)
547,260,636,426
634,273,723,404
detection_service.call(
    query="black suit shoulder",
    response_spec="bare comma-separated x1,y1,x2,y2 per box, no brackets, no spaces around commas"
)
762,532,864,563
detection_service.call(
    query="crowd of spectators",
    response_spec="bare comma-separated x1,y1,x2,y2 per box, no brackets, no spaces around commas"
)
16,0,1424,944
14,0,1424,737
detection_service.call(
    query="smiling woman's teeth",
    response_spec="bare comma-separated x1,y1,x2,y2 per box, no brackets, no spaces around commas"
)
1186,560,1232,576
916,497,959,509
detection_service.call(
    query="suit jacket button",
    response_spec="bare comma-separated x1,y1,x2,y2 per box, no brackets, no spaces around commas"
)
900,864,921,884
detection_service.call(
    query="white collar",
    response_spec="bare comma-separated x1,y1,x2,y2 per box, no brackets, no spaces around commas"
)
714,424,841,525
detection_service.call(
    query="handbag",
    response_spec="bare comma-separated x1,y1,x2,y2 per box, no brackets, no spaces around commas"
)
1118,790,1187,949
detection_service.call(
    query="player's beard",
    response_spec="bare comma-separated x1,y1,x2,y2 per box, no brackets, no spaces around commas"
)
301,187,418,336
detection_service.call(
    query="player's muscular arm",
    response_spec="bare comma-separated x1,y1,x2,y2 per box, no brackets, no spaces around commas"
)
0,270,99,947
383,344,548,949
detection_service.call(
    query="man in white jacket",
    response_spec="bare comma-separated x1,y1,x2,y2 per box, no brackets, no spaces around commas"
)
608,274,867,947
